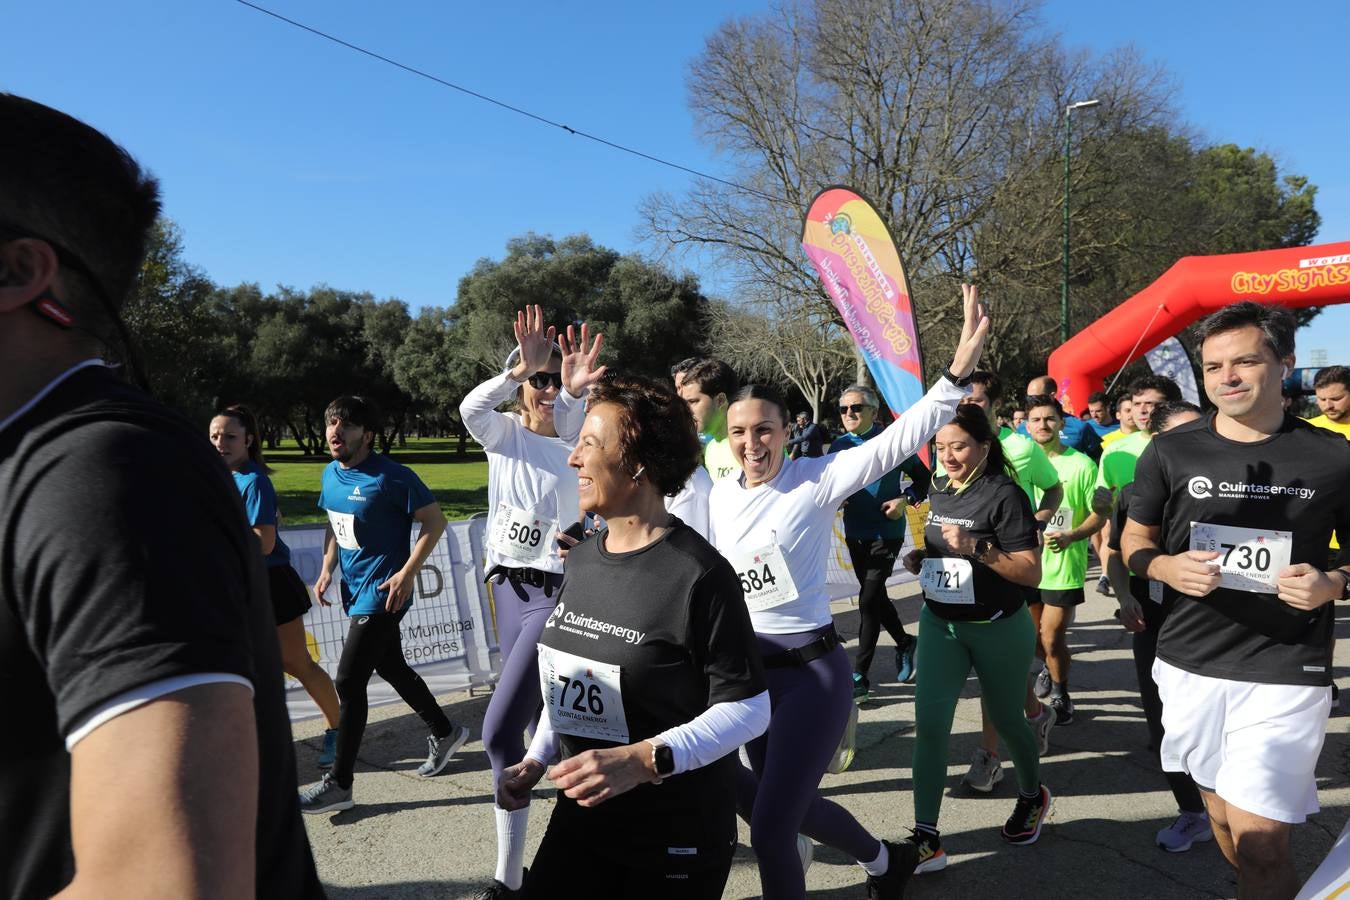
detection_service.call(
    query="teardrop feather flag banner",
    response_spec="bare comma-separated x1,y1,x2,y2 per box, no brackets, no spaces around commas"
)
801,186,925,419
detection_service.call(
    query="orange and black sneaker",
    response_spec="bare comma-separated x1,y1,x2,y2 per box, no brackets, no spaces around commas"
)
1001,783,1053,845
908,827,947,873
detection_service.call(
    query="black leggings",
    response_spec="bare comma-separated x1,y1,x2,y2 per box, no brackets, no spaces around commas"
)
846,537,907,681
331,608,451,787
525,800,734,900
1131,625,1205,814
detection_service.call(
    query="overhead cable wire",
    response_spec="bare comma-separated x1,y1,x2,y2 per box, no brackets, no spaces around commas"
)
233,0,786,204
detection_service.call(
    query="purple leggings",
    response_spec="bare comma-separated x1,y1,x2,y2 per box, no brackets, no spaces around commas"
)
483,577,556,784
735,626,879,899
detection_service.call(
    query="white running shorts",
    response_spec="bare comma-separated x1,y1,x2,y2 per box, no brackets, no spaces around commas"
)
1152,658,1331,824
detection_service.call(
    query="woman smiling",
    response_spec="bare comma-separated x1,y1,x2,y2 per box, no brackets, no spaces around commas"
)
498,374,769,898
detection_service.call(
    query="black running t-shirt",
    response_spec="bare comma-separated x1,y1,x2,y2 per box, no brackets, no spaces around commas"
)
0,366,323,898
537,519,764,861
1128,414,1350,686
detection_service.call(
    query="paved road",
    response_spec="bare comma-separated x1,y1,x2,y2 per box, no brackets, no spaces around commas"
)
296,572,1350,898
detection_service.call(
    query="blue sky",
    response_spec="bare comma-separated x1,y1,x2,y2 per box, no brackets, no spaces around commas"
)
6,0,1348,362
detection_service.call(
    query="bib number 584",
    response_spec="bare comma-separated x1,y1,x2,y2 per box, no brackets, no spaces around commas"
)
738,563,778,595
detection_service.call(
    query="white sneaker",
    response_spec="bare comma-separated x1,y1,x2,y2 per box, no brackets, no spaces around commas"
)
1031,703,1056,756
796,833,814,876
962,747,1003,793
1156,811,1213,853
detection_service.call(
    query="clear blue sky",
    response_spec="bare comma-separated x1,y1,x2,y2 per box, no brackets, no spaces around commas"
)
6,0,1348,362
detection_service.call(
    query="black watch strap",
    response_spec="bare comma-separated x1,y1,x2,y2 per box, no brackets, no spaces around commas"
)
943,367,972,388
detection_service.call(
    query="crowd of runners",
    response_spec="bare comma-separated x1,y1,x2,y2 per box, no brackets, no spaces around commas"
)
5,94,1349,900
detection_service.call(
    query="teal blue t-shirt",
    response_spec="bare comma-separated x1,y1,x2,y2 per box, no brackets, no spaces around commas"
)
318,453,435,615
233,460,291,568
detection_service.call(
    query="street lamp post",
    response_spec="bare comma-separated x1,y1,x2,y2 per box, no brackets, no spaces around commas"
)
1062,98,1100,344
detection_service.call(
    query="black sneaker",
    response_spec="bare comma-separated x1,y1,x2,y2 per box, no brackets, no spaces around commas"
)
473,871,526,899
1001,784,1052,845
866,839,919,899
908,828,947,874
894,635,917,684
1049,694,1075,726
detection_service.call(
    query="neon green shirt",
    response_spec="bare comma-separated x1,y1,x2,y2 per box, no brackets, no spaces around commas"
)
703,437,740,483
1035,446,1097,589
1095,430,1150,495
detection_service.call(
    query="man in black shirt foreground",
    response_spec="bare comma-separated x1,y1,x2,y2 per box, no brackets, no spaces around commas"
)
1122,302,1350,900
0,94,322,898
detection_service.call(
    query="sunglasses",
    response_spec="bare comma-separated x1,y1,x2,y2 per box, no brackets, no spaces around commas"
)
527,371,563,390
838,404,872,415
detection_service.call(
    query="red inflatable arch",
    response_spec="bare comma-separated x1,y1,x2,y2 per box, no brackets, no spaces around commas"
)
1048,241,1350,414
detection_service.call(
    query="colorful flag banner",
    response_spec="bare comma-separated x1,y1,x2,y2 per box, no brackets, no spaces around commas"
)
1145,336,1200,405
801,186,926,420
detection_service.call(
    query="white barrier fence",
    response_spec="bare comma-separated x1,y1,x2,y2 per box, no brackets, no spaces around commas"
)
281,508,922,721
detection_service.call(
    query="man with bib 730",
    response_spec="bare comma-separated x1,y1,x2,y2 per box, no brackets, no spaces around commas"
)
1122,302,1350,900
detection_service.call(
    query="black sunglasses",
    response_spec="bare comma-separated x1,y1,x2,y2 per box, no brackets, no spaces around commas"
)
527,371,563,390
838,403,871,415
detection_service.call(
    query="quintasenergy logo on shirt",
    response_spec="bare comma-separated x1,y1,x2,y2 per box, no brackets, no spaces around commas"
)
927,511,976,528
1187,475,1315,502
547,602,646,645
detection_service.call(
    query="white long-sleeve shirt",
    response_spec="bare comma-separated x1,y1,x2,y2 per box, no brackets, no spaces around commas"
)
460,373,585,574
709,378,967,633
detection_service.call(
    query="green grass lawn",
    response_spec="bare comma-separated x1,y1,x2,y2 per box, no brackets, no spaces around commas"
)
265,438,490,525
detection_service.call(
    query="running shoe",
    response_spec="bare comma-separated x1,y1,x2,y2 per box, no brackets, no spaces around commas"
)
796,833,814,877
1096,574,1112,596
1049,694,1075,726
894,635,917,684
907,828,947,874
1155,811,1213,853
299,772,353,815
1031,703,1056,756
865,839,919,900
418,723,470,777
1033,667,1052,699
317,727,339,770
473,872,526,899
962,747,1003,793
852,672,871,705
1001,784,1052,845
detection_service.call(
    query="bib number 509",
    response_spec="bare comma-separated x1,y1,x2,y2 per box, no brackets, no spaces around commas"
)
508,521,542,548
556,675,604,715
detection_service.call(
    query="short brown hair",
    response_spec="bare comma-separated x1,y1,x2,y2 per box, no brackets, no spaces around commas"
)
587,375,701,497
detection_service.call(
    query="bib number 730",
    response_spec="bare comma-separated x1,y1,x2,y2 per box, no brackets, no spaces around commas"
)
1189,521,1292,594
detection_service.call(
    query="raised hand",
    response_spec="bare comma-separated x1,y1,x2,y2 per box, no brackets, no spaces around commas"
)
511,305,557,380
949,283,991,380
560,323,608,397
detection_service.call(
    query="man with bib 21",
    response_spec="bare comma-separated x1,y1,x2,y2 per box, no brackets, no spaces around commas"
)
1122,302,1350,899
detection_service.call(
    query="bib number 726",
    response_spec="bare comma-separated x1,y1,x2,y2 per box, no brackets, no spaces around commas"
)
555,675,604,715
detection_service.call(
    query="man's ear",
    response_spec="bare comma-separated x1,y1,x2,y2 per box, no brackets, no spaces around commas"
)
0,237,60,313
714,392,728,411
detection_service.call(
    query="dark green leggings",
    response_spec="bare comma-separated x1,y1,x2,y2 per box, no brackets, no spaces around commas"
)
912,603,1040,824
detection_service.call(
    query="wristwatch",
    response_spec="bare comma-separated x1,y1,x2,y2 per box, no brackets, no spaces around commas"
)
942,367,972,388
649,737,675,784
973,538,994,562
1337,570,1350,602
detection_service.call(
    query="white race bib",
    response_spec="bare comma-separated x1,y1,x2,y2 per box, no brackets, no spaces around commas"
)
919,556,975,604
728,543,800,612
1189,521,1293,594
488,504,559,568
1046,506,1075,532
328,511,360,551
537,645,630,743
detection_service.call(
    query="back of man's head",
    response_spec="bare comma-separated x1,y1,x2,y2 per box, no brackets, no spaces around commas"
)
1026,375,1057,397
0,94,161,329
681,357,738,400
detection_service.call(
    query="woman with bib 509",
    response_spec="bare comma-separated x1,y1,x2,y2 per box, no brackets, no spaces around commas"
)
460,305,607,899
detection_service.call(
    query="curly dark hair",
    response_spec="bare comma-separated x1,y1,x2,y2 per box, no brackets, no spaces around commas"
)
586,374,701,498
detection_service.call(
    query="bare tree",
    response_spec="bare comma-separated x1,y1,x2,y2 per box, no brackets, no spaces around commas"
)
643,0,1178,381
704,297,856,421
